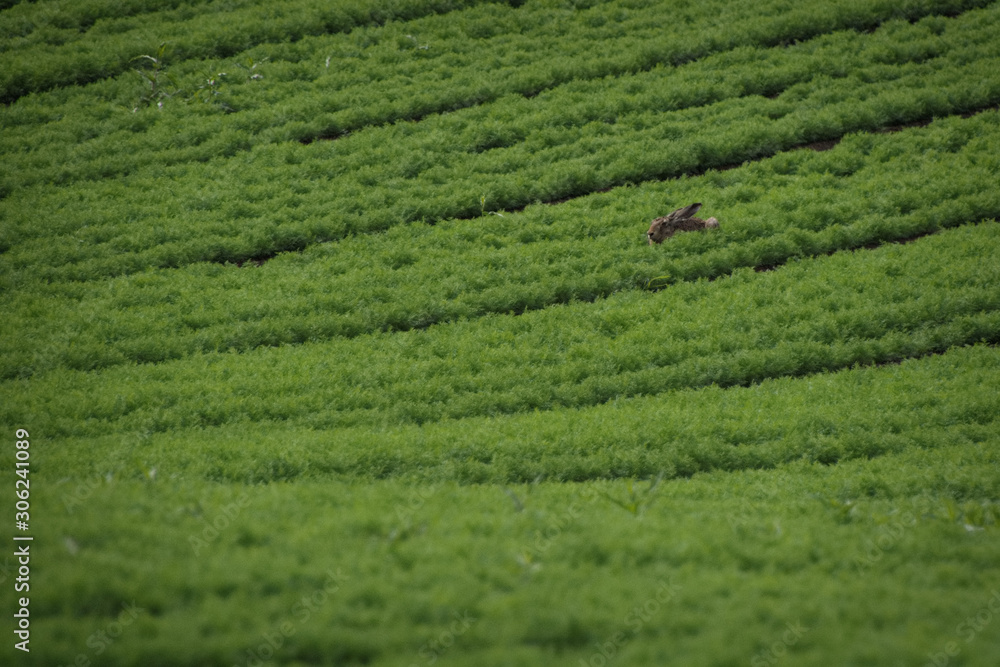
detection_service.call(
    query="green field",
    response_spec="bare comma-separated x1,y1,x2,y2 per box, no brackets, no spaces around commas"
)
2,0,1000,665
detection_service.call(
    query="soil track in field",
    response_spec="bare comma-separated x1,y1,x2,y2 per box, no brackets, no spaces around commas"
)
749,219,998,274
236,106,998,269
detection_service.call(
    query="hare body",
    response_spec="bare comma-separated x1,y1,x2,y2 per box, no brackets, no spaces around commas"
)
647,203,719,244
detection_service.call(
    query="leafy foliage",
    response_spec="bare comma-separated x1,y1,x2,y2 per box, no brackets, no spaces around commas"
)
3,110,1000,377
3,0,1000,665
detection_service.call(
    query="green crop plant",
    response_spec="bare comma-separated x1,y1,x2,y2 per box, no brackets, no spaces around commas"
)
234,55,268,81
189,68,227,106
941,499,1000,531
0,0,496,103
5,5,999,277
597,474,664,518
5,222,999,441
5,0,998,196
4,1,1000,664
129,42,181,111
479,192,505,218
4,109,999,378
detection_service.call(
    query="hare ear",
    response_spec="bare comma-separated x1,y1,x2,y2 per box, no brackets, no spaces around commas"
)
672,202,702,218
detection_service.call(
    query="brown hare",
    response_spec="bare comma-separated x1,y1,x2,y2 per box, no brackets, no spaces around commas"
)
646,203,719,244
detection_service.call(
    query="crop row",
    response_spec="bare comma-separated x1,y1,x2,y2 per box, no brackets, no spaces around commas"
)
2,0,994,194
0,0,495,101
0,0,201,43
3,111,999,379
4,221,998,439
33,343,1000,484
21,436,1000,667
3,10,1000,284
